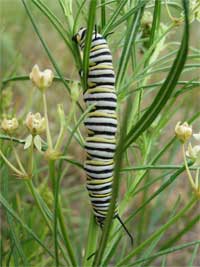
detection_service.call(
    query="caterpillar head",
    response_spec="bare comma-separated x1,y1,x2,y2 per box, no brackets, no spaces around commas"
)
72,27,87,46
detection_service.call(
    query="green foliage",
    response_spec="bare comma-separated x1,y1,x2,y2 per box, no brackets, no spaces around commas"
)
0,0,200,266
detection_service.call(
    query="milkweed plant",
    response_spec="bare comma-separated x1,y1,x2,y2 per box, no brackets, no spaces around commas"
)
0,0,200,266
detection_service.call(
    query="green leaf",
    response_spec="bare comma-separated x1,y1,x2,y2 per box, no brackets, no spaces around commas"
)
124,0,190,150
116,5,145,90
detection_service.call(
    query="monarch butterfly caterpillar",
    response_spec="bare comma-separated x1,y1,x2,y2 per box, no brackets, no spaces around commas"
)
73,27,133,244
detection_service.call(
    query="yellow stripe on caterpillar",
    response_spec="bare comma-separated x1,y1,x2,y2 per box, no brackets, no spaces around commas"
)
85,159,114,165
89,64,114,70
90,44,108,52
87,111,117,119
87,177,113,184
86,136,116,144
85,87,115,94
90,192,112,198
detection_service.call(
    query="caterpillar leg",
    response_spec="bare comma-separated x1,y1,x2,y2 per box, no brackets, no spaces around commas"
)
97,214,133,246
116,215,134,246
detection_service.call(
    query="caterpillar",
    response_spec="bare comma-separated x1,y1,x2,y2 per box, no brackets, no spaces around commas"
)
73,27,133,244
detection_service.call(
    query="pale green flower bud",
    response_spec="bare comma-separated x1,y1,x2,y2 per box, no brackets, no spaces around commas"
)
57,104,66,128
186,143,200,166
141,11,153,27
25,112,45,135
175,121,192,143
1,117,19,134
29,64,54,91
70,82,80,102
193,132,200,142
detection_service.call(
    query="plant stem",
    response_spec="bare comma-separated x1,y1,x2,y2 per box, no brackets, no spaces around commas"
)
83,213,98,267
182,144,196,189
26,180,70,264
49,160,59,266
42,92,53,149
57,201,77,267
0,149,24,177
195,168,199,188
55,101,76,151
10,138,27,174
26,180,52,229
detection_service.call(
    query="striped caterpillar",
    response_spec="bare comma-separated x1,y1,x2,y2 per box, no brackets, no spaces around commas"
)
73,27,133,243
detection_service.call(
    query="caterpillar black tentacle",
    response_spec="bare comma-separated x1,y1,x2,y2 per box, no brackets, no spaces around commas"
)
73,27,133,243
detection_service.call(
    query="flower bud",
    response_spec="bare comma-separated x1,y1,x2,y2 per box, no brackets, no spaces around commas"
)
175,121,192,143
1,117,19,134
25,112,45,135
70,82,80,102
186,143,200,166
29,64,54,91
193,132,200,142
57,104,66,128
141,11,153,27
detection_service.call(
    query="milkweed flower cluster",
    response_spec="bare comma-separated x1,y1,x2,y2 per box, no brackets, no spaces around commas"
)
175,121,200,198
0,65,55,178
0,64,79,178
25,112,46,135
175,121,193,143
1,117,19,134
186,132,200,166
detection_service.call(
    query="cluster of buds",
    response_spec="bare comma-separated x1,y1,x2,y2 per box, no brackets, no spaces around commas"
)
1,117,19,134
175,121,200,198
0,63,78,181
175,121,200,165
25,112,45,136
175,122,192,143
24,112,46,152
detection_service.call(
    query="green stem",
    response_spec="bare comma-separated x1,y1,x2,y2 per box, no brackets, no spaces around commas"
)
83,213,99,267
117,196,197,266
10,138,27,175
195,168,199,188
182,144,196,189
57,202,77,267
42,92,53,149
1,75,76,90
26,181,70,264
122,164,199,171
26,180,52,229
93,96,132,267
55,101,76,151
49,160,59,267
2,167,28,266
82,0,97,91
28,139,34,177
0,149,24,177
